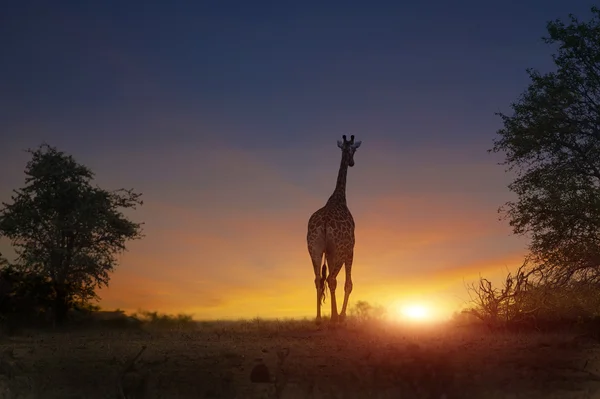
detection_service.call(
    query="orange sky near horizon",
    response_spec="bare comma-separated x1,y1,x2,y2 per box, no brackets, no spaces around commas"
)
0,137,528,321
4,0,595,322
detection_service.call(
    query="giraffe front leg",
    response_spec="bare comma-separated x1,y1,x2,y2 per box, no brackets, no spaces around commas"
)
339,255,354,322
314,277,323,324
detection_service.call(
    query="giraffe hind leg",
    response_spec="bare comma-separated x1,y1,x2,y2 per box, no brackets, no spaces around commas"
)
326,257,344,324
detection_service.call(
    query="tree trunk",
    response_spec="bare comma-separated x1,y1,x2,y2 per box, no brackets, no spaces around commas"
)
53,283,69,326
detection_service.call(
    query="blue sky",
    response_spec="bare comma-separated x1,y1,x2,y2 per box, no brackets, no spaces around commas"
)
0,1,595,319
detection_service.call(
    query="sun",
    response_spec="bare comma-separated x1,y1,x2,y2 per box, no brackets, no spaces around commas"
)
397,303,432,322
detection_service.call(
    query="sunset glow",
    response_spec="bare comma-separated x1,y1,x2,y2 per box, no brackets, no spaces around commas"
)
0,0,550,321
397,304,432,322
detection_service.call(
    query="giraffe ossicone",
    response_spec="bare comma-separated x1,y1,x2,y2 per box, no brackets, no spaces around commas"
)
306,135,362,324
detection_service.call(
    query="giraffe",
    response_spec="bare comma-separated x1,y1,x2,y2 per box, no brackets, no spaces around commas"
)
307,134,362,324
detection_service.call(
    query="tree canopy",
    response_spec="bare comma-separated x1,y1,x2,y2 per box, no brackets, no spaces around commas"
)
0,144,144,322
491,7,600,285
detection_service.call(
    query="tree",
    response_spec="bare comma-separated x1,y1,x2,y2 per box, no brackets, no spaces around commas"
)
0,144,143,324
491,7,600,285
350,300,387,322
463,261,539,329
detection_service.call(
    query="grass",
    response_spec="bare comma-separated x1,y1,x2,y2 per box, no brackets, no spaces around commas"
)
0,312,599,398
131,310,195,330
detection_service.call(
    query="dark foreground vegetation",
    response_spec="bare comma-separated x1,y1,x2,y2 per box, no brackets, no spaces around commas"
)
0,313,600,399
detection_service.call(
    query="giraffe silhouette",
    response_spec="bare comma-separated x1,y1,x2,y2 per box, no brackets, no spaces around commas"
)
307,134,362,324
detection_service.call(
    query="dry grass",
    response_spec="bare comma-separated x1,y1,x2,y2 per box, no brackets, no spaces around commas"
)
0,316,599,399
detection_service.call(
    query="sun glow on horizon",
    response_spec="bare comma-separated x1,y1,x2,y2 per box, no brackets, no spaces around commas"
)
396,303,434,322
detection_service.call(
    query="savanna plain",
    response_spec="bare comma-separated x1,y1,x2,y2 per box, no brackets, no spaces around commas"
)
1,313,600,399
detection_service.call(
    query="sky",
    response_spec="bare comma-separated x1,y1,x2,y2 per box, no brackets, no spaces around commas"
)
0,0,596,320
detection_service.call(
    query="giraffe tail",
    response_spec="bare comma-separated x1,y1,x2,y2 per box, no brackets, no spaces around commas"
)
319,259,328,305
320,221,329,305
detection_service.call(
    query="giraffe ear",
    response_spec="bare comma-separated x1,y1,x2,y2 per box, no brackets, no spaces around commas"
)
337,140,344,149
352,141,362,149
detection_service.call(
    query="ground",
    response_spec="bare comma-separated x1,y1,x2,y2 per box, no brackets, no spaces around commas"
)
1,318,600,399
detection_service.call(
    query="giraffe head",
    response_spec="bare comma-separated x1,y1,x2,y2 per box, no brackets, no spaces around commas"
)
336,135,362,167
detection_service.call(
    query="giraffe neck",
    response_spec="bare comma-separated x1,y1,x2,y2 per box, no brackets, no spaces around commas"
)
326,152,349,205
